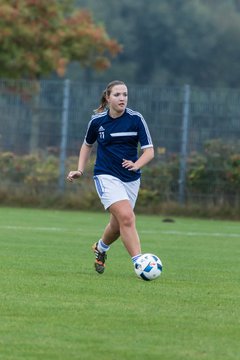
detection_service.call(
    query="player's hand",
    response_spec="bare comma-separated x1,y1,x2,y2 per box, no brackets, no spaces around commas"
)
122,159,139,172
67,170,83,182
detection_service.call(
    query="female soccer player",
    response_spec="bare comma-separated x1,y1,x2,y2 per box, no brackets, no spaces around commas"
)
67,80,154,274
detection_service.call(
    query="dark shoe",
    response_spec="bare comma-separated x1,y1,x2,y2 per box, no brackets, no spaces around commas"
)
92,242,107,274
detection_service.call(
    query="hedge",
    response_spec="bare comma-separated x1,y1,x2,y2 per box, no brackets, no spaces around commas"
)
0,139,239,219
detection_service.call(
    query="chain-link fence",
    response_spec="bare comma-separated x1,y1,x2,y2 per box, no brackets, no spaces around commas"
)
0,79,240,210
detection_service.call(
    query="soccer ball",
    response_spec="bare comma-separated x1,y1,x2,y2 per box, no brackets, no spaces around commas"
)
134,253,163,281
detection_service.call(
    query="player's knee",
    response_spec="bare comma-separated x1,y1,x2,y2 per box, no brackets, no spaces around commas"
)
121,211,135,228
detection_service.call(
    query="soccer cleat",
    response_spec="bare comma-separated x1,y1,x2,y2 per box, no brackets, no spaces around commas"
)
92,242,107,274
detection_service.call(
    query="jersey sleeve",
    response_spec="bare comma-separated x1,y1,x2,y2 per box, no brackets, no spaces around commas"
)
84,118,98,145
138,114,153,149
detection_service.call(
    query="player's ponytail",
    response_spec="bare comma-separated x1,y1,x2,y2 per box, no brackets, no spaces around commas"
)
94,90,108,113
94,80,126,113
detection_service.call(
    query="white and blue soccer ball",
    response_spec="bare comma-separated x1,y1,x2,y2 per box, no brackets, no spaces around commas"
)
134,253,163,281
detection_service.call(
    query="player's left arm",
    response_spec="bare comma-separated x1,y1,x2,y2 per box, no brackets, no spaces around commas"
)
122,113,154,172
122,146,154,171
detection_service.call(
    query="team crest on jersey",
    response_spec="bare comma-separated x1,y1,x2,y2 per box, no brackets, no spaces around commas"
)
98,126,105,139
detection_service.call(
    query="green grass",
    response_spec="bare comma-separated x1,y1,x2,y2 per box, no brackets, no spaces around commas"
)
0,207,239,360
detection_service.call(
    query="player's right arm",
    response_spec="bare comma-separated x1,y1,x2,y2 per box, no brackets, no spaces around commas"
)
67,143,93,182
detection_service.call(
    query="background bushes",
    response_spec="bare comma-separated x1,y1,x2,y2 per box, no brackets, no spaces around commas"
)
0,139,239,219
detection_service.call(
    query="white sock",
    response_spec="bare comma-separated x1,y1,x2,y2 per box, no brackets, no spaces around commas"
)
97,239,110,253
131,254,142,264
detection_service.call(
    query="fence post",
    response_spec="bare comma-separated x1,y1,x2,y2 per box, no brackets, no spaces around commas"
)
29,93,41,153
58,79,70,192
178,84,191,205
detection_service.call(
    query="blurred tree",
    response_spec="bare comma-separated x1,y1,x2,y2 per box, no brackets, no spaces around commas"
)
0,0,121,79
74,0,240,87
0,0,121,152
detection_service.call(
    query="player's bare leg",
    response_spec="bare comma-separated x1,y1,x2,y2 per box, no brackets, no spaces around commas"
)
108,200,141,257
92,201,141,273
101,214,120,245
92,215,120,274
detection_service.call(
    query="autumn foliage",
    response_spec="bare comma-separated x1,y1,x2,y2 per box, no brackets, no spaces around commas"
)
0,0,121,79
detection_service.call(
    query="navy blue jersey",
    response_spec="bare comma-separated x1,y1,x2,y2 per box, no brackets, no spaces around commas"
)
84,108,153,182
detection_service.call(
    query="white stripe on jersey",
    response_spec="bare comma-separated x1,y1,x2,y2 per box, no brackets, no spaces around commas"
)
141,144,153,149
110,132,137,137
91,110,108,120
126,108,153,145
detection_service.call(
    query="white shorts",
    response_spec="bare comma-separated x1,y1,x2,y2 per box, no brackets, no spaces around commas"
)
93,174,140,210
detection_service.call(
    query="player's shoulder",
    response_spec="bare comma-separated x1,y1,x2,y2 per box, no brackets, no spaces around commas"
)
126,107,144,119
90,110,108,122
88,110,108,128
91,109,108,119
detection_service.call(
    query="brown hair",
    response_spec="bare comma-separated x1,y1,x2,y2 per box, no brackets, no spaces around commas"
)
94,80,126,113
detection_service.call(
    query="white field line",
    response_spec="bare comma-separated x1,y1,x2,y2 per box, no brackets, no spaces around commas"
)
0,225,67,232
0,225,239,238
141,229,240,238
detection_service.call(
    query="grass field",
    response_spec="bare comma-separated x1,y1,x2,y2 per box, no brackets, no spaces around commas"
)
0,207,239,360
